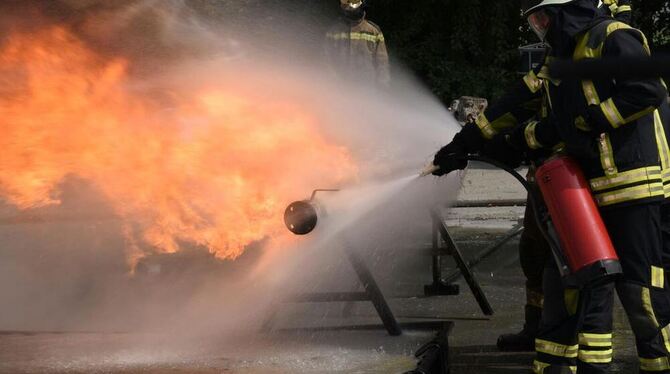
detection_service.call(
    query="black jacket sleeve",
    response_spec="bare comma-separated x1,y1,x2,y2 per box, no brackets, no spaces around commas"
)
587,28,666,132
474,75,544,140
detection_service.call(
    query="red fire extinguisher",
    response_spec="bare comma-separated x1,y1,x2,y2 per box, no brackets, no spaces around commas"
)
535,155,622,285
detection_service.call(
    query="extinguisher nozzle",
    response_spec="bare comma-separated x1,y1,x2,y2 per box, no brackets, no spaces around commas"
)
420,163,440,177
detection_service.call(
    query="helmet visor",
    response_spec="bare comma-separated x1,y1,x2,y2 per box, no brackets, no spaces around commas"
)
527,9,552,41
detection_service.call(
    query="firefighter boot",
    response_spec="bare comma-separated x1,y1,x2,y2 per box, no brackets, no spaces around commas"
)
496,305,541,351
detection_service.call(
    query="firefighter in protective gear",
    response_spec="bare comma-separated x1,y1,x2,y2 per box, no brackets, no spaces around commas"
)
433,0,670,372
325,0,390,87
496,0,635,351
434,52,553,353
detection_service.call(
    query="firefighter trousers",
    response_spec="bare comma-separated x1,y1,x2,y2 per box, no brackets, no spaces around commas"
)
532,203,670,374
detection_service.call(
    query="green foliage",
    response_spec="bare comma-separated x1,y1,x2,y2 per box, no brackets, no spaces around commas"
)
364,0,669,103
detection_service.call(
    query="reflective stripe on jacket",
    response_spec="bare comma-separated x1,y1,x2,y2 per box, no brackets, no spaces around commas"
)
325,18,390,87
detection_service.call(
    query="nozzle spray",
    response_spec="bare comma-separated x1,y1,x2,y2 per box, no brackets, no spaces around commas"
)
419,163,440,177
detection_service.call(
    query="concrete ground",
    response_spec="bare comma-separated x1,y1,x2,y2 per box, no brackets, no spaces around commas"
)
0,167,641,373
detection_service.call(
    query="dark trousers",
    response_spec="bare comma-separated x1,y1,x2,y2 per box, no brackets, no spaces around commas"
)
533,203,670,374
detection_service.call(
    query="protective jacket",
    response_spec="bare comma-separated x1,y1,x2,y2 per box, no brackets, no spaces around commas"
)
476,9,667,207
325,16,390,87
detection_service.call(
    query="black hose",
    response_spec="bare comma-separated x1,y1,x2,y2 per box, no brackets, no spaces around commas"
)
462,155,569,279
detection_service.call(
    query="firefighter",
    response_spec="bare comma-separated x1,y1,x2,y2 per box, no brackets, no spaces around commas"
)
431,0,670,372
324,0,390,88
498,0,639,352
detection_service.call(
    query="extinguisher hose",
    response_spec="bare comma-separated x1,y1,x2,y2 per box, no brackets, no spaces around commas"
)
462,155,569,278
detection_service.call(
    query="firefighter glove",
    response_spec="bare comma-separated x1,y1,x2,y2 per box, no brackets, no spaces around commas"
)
431,123,485,176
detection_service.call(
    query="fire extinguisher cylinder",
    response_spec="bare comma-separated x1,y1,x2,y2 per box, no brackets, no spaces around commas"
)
536,156,622,285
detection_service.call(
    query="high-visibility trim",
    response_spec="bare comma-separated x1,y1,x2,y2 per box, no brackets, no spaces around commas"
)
594,182,665,206
615,5,632,13
535,339,578,358
642,286,661,329
475,113,497,140
652,110,670,198
578,333,612,347
597,134,618,176
578,349,613,364
574,116,591,132
326,32,384,43
525,121,543,150
590,166,662,192
640,356,670,371
639,290,670,365
600,98,626,128
532,360,576,374
624,106,657,124
523,70,543,94
662,325,670,354
582,80,601,105
532,360,549,374
652,266,665,289
564,289,579,316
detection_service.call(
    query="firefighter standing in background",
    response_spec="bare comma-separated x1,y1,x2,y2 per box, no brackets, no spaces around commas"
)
325,0,390,88
496,0,639,353
431,0,670,372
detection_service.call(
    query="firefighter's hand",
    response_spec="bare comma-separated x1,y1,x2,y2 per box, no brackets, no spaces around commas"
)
432,142,467,176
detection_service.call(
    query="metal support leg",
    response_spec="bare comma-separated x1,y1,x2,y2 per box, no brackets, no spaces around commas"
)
261,245,402,336
443,223,524,284
344,248,402,336
425,215,460,296
431,209,494,316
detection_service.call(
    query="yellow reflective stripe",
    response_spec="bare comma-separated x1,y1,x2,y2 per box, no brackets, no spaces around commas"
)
640,356,670,371
532,360,549,374
652,266,665,289
326,32,384,43
574,116,591,131
624,106,656,124
564,289,579,316
616,5,632,13
652,110,670,198
662,325,670,354
523,70,543,94
475,113,497,139
532,361,576,374
597,134,618,175
600,98,626,128
590,166,662,191
578,349,613,364
594,182,665,206
535,339,578,358
582,80,601,105
642,286,661,329
578,333,612,347
525,121,543,150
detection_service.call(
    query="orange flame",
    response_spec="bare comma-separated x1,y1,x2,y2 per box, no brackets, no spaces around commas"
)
0,25,357,264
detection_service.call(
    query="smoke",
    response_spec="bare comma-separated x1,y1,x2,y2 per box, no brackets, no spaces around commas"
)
0,0,461,342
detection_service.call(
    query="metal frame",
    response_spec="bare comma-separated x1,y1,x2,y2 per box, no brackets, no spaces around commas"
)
424,209,494,315
262,246,402,336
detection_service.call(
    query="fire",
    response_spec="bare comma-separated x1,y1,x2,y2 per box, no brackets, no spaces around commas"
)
0,25,358,264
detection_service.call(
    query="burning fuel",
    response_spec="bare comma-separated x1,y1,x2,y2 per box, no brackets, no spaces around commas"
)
0,22,358,266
